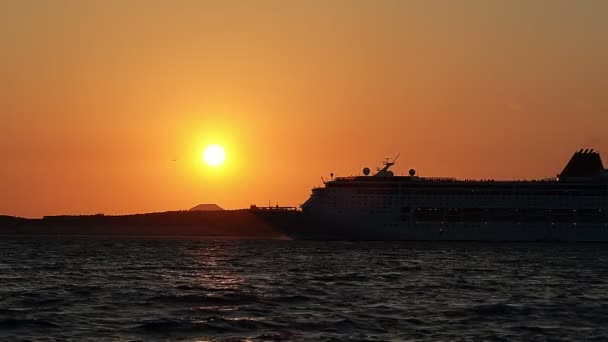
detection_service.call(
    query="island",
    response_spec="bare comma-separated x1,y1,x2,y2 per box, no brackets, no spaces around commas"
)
0,209,284,238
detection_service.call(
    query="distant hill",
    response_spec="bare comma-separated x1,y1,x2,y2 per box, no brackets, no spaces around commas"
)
189,203,224,211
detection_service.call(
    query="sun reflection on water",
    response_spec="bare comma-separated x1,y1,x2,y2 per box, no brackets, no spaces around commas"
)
183,242,245,292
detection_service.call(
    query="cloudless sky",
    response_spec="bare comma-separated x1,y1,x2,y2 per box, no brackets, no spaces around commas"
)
1,0,607,217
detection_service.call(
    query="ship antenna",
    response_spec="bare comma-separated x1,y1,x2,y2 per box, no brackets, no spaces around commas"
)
383,153,400,168
393,153,400,164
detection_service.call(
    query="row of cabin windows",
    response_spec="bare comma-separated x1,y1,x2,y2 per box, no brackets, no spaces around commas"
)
355,189,607,196
345,194,606,204
327,194,606,206
411,208,606,223
329,182,606,191
326,189,607,201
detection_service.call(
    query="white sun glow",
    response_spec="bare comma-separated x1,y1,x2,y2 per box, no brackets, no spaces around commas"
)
203,144,226,166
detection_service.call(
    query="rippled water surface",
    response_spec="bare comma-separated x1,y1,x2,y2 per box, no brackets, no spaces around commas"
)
1,237,608,341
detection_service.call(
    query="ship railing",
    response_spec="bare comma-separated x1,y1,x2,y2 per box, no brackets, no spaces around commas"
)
423,177,458,182
329,176,561,183
249,205,300,212
334,176,357,181
423,178,559,183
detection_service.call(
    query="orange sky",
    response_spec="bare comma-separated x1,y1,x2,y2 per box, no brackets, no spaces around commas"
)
1,1,607,218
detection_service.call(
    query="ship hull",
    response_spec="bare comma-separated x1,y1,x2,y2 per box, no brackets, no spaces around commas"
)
260,212,608,241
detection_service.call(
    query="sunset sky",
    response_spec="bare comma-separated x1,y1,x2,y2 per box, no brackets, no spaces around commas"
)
2,0,607,218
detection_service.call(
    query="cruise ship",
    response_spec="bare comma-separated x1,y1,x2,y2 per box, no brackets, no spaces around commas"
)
253,149,608,241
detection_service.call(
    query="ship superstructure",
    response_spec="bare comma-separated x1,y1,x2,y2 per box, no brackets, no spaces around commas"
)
267,149,608,241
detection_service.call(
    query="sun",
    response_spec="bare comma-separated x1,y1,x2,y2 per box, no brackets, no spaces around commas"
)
203,144,226,166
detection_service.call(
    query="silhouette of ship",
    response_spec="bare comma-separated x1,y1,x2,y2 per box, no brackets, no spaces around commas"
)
252,149,608,241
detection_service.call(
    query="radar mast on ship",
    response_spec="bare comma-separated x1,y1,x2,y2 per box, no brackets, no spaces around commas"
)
374,153,400,177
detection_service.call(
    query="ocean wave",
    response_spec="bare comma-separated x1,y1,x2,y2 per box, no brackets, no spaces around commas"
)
65,284,101,296
149,292,259,306
133,316,281,335
0,309,27,315
0,318,61,330
264,294,311,304
174,284,227,292
18,297,64,307
472,303,534,316
253,331,297,341
291,317,377,335
444,302,534,319
311,273,370,282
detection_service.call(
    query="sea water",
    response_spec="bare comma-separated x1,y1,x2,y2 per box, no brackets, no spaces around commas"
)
1,237,608,341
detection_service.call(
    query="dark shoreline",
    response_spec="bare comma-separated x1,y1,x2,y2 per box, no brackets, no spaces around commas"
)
0,210,283,237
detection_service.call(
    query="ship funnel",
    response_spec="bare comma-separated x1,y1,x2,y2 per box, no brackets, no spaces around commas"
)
560,149,604,179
